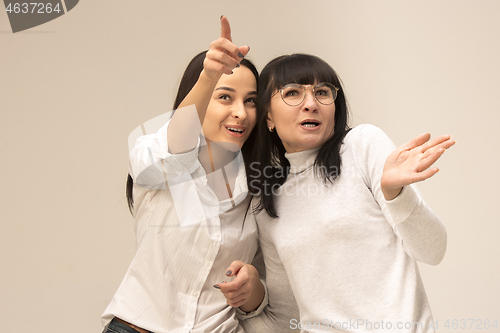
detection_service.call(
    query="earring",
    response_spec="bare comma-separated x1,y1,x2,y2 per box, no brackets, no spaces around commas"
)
268,127,274,132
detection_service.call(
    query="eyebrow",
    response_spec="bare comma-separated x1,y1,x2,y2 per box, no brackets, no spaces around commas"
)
214,86,235,93
214,86,257,96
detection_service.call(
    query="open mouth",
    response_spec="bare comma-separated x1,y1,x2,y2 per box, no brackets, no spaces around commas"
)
225,126,246,138
300,120,321,128
225,126,244,134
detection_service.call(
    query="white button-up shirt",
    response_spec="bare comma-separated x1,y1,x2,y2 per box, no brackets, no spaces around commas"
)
102,119,266,333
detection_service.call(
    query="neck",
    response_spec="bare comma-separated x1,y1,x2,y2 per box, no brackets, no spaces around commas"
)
285,147,320,171
198,139,239,174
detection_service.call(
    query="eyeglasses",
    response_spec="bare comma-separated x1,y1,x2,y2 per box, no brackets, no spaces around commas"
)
272,82,339,107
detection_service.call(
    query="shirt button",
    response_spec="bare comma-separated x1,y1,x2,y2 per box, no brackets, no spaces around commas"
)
187,321,193,327
215,233,220,238
206,261,211,268
193,292,199,297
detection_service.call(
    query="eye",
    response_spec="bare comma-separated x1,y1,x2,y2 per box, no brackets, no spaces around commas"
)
284,89,300,97
218,94,231,101
245,97,256,105
315,89,330,97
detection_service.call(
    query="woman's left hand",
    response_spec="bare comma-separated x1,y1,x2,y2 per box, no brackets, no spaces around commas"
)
215,260,264,311
381,133,456,200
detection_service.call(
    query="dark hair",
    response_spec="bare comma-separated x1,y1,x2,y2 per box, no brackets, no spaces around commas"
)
126,51,259,214
251,53,350,218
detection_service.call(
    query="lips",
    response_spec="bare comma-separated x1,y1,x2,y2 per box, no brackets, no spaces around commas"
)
224,125,246,137
299,119,321,130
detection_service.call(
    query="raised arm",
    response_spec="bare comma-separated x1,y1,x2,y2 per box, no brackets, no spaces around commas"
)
357,125,455,265
167,16,250,154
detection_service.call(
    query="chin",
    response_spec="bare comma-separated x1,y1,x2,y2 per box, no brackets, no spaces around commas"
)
299,140,323,151
225,136,247,151
210,140,243,152
227,142,243,152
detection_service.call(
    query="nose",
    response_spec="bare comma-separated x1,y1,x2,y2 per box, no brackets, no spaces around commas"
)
302,87,318,112
232,100,248,120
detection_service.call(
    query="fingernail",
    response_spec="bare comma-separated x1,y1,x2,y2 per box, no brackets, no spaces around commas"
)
236,63,240,68
220,15,223,20
226,270,232,276
213,284,220,289
238,52,244,58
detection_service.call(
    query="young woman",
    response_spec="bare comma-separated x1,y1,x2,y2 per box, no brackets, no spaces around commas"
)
102,17,266,333
243,54,455,332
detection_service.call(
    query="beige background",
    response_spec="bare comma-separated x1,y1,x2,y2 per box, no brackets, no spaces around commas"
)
1,1,499,332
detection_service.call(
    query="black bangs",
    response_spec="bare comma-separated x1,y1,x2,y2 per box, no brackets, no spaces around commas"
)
270,54,340,91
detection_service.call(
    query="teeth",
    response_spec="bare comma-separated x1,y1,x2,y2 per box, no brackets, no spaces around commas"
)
302,124,318,127
227,127,244,133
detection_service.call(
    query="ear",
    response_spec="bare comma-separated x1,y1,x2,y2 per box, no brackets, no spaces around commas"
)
266,111,275,130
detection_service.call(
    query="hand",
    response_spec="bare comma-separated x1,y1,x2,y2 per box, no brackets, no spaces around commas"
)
214,260,264,310
381,133,456,200
203,16,250,82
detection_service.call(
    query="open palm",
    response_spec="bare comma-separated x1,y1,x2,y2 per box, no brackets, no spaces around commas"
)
381,133,456,200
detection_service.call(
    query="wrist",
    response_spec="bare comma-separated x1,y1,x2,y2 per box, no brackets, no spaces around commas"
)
238,279,265,313
199,69,222,86
382,186,402,201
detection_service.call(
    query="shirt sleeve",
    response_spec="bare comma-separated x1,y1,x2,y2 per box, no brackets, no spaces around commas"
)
235,235,269,319
129,118,200,189
355,124,447,265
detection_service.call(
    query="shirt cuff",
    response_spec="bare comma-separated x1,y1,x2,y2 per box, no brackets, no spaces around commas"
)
384,185,420,224
235,278,269,319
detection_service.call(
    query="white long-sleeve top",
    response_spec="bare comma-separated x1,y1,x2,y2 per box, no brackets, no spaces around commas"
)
102,119,267,333
243,124,446,333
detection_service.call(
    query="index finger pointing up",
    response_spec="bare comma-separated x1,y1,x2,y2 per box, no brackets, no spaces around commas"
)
220,15,232,42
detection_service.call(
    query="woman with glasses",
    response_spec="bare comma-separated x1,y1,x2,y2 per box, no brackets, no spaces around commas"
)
101,17,267,333
242,54,455,332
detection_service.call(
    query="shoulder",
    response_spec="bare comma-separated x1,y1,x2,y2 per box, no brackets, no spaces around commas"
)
341,124,396,165
344,124,389,144
342,124,391,153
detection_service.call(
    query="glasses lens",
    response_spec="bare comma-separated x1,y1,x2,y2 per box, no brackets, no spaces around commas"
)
314,83,336,105
281,84,305,106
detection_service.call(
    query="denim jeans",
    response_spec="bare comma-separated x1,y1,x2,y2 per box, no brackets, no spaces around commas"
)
102,318,153,333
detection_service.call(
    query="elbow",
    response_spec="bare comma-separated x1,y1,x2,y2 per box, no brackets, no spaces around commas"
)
420,232,447,266
414,248,446,266
425,248,446,266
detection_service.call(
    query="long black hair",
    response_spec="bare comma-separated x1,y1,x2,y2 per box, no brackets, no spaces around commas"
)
126,51,259,214
251,54,350,218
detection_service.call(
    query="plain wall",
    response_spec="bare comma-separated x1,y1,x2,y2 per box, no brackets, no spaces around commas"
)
1,1,498,332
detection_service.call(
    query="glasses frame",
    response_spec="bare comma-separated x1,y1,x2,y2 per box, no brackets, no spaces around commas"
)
272,82,340,107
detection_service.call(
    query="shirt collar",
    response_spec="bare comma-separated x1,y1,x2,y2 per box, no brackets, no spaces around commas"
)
284,148,320,173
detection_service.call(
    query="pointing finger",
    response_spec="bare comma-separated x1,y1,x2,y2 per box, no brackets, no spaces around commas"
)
220,15,232,42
